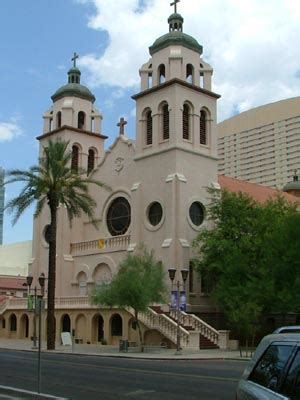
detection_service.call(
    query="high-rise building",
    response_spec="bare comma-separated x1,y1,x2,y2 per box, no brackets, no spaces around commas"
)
218,97,300,189
0,167,4,245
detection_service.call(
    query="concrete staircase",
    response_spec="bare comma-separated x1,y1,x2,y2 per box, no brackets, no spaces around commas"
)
128,305,223,350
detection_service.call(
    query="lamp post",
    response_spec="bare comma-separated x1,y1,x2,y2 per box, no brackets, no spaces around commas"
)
26,273,46,393
168,268,189,355
26,275,37,348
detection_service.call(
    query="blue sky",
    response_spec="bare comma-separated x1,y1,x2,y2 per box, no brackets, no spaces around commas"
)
1,0,300,244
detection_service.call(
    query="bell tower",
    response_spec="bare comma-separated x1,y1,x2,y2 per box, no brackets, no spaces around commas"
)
130,4,221,311
38,53,107,173
31,54,108,297
133,3,220,161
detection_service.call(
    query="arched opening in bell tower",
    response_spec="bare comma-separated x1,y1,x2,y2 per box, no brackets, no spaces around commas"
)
186,64,194,84
71,145,79,172
78,111,85,130
87,148,95,175
158,64,166,84
182,103,191,140
200,109,207,145
145,109,153,145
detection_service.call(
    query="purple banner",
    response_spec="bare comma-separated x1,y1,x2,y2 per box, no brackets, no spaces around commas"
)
171,290,177,309
180,290,186,311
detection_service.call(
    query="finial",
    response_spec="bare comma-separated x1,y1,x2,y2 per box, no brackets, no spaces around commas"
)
71,52,79,68
117,117,127,136
170,0,180,13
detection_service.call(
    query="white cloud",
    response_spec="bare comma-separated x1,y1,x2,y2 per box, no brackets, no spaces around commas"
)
76,0,300,121
0,118,23,142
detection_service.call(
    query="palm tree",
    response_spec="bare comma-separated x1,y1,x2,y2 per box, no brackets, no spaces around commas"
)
4,139,108,350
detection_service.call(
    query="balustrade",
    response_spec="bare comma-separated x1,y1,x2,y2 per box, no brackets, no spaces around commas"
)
70,235,130,254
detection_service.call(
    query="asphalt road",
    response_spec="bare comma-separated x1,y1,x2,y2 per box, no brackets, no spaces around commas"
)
0,349,245,400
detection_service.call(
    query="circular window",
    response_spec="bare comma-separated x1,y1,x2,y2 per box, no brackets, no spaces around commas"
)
148,202,163,226
44,224,51,244
107,197,131,236
189,202,205,226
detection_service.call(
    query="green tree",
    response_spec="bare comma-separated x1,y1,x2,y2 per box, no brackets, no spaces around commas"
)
262,212,300,315
193,188,298,342
4,139,108,350
91,246,167,349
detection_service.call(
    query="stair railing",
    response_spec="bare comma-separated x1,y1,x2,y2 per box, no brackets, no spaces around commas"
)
170,309,219,345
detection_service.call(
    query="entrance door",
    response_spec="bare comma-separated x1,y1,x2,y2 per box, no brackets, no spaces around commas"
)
98,315,104,342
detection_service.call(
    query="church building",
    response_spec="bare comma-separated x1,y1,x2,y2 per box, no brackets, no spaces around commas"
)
0,5,298,349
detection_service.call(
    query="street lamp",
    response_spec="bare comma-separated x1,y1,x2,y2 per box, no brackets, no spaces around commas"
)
26,274,45,348
26,273,46,393
168,268,189,355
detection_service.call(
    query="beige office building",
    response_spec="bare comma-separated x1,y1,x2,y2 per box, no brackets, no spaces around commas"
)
218,97,300,189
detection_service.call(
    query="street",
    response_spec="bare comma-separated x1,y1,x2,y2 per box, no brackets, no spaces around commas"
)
0,349,245,399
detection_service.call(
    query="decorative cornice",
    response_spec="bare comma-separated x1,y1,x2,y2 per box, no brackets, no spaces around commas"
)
36,125,108,141
132,78,220,100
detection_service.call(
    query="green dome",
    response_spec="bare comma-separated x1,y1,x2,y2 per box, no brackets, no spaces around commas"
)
149,13,202,55
51,63,95,103
51,83,95,103
149,31,203,55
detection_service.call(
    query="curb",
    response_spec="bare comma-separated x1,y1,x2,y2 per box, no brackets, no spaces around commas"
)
0,385,68,400
0,346,250,361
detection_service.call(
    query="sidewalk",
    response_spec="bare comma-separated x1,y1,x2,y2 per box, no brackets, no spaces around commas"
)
0,338,249,360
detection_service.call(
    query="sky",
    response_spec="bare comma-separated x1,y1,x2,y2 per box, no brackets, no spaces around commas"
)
1,0,300,244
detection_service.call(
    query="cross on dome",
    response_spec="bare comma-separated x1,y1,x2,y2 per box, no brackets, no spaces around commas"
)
117,117,127,135
170,0,180,13
72,52,79,68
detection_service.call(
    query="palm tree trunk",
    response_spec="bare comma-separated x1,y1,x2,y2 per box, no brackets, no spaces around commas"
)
47,200,57,350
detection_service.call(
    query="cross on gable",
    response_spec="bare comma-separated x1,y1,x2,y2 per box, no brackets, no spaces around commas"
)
117,117,127,135
72,52,79,68
170,0,180,13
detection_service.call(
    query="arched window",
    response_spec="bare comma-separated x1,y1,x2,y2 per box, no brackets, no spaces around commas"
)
87,148,95,174
49,118,53,132
78,272,87,296
56,111,62,129
186,64,194,84
146,110,153,145
200,110,207,145
78,111,85,130
162,103,169,140
182,104,190,140
10,314,17,332
158,64,166,84
71,145,79,172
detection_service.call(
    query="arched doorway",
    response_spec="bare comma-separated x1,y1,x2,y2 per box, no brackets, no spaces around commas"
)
91,313,104,343
75,314,87,343
20,314,29,338
97,315,104,342
111,314,123,337
9,314,17,337
61,314,71,332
